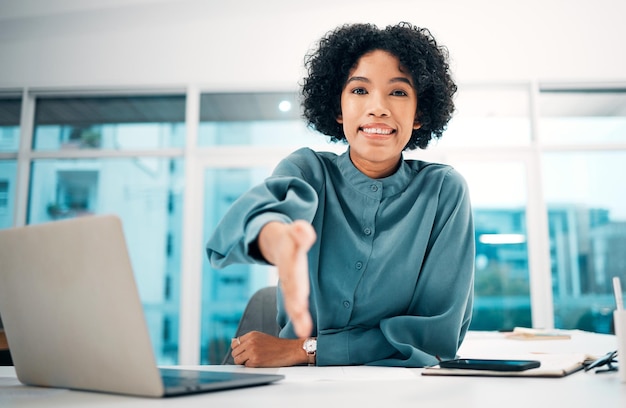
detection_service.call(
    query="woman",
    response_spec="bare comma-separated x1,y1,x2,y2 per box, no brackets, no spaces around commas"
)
206,22,474,367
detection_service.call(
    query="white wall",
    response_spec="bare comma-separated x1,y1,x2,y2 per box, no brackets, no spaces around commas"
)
0,0,625,90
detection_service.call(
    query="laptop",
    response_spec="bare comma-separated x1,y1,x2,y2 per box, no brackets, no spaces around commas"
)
0,214,284,397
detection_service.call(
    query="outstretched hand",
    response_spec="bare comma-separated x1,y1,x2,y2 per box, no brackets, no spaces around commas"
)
258,220,316,338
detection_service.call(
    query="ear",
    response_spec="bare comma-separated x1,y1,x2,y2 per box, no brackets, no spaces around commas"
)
336,114,343,124
413,121,421,130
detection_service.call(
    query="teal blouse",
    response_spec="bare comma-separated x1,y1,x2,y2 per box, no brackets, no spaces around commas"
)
206,147,474,367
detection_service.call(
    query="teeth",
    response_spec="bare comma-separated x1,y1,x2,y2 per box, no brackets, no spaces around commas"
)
362,128,393,135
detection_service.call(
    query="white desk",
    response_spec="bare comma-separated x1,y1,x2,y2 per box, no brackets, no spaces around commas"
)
1,331,624,407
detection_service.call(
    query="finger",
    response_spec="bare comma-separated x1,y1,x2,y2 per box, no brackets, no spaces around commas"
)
233,352,247,366
231,337,245,356
231,345,245,365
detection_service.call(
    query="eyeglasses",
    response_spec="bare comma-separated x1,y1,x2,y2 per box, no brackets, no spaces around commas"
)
584,350,618,374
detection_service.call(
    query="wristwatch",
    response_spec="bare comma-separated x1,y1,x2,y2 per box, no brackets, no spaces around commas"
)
302,337,317,366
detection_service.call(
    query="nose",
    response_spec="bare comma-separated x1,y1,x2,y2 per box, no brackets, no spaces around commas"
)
367,93,390,117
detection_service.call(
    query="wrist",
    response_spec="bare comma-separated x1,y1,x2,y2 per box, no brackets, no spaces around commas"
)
302,337,317,366
258,221,287,266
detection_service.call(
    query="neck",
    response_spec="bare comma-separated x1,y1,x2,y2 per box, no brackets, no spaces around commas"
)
349,153,401,179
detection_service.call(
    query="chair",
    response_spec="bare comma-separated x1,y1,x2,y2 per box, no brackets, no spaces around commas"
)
222,285,281,364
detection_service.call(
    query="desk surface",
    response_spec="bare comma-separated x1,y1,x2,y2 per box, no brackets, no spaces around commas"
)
1,331,624,407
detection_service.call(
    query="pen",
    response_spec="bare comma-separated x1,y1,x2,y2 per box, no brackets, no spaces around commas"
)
613,276,624,311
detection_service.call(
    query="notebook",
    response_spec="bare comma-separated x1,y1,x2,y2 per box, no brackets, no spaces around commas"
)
422,353,589,378
0,215,284,397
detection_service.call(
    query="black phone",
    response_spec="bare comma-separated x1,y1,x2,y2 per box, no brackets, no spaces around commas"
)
438,358,541,372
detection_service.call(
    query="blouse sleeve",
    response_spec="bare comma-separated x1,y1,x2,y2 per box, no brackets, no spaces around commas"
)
317,168,475,367
205,171,319,268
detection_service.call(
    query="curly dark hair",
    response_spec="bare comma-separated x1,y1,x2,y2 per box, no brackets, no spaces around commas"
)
301,22,456,150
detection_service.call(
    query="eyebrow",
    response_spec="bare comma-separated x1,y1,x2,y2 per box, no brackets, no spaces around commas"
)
346,76,413,86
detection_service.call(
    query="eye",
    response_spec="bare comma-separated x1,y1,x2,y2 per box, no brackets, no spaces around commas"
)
350,87,368,95
391,89,409,97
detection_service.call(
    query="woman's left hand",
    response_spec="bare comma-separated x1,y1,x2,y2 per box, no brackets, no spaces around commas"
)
230,331,307,367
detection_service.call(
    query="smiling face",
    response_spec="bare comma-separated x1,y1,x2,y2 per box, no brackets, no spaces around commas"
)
337,49,420,178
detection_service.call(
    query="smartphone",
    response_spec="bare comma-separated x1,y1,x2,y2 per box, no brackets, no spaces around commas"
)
438,358,541,372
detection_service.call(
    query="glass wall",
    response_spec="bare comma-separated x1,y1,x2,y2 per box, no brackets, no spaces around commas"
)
539,90,626,145
4,85,626,364
201,167,273,364
0,95,21,229
0,95,21,152
198,92,324,148
0,161,16,230
432,84,533,330
33,95,186,151
28,94,186,364
458,162,532,330
436,85,531,147
539,89,626,333
197,92,326,364
542,152,626,332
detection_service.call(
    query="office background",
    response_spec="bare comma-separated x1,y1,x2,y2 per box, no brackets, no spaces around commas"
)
0,0,625,366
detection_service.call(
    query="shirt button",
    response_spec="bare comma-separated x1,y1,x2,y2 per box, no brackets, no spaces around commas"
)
363,227,371,236
370,185,378,192
355,261,363,270
343,300,351,308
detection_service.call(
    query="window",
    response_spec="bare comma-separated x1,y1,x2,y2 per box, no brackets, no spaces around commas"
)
28,157,185,363
33,95,186,150
436,85,531,148
0,180,8,213
430,86,534,330
5,84,626,365
198,92,325,147
539,89,626,333
0,95,21,152
453,161,532,330
29,94,186,364
201,167,274,364
542,152,626,332
197,92,325,363
539,89,626,145
44,170,99,219
0,94,21,228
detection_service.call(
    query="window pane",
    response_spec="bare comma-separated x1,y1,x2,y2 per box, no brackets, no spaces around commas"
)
543,152,626,333
201,167,274,364
28,158,184,364
0,96,21,152
436,86,531,148
539,90,626,144
33,95,186,150
198,92,325,147
199,121,323,147
0,161,17,228
454,162,532,330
